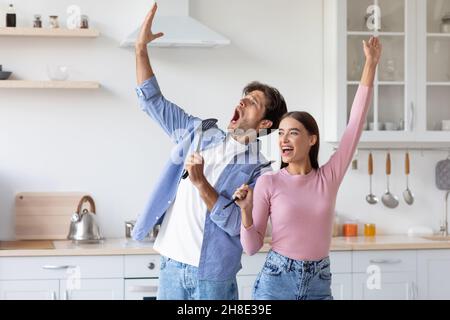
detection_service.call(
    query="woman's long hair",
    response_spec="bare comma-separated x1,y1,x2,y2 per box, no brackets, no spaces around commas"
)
279,112,320,170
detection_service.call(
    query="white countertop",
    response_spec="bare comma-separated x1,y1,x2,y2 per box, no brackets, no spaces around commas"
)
1,236,450,257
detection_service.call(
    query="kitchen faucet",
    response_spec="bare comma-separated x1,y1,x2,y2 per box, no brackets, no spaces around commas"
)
440,191,450,237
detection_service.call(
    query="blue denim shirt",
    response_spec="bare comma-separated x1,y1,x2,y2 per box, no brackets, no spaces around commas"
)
132,76,268,281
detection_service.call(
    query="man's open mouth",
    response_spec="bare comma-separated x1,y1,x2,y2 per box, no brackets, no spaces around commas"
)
230,108,241,124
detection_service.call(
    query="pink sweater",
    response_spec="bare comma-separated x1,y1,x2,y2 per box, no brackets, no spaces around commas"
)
240,85,373,261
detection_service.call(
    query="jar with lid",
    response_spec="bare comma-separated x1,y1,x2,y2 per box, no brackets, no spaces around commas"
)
441,13,450,33
49,15,59,28
79,15,89,29
33,15,42,28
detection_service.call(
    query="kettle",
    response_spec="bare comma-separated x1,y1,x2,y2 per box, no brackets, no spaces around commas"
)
67,195,103,243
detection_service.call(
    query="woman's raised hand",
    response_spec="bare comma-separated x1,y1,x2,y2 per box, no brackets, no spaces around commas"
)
363,36,382,65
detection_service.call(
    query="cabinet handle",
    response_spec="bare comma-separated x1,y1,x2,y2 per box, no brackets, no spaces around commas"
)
408,282,418,300
42,265,76,270
129,285,158,293
147,262,155,270
369,259,402,264
408,102,414,131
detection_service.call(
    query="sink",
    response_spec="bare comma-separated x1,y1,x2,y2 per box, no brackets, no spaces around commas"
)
421,235,450,241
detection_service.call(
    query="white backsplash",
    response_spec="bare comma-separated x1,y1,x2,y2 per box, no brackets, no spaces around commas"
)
0,0,447,239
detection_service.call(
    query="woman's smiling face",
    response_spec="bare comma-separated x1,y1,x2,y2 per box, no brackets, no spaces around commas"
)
278,116,317,164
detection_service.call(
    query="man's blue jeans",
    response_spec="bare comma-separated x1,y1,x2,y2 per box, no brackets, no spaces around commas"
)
157,256,239,300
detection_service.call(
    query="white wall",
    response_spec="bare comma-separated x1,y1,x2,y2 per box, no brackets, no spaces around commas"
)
0,0,447,240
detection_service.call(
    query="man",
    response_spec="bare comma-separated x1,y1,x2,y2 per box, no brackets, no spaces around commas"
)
132,3,287,300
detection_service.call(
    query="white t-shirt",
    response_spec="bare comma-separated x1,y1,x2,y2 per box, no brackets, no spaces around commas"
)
153,135,247,267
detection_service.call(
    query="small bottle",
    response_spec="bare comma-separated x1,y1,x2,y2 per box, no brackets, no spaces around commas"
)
49,15,59,28
6,4,17,27
80,15,89,29
33,15,42,28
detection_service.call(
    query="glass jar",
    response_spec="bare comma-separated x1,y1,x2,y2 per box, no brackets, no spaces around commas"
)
33,15,42,28
49,15,59,28
441,13,450,33
343,222,358,237
364,223,376,237
80,15,89,29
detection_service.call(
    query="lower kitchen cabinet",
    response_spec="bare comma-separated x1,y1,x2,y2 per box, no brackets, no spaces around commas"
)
0,280,59,300
331,274,352,300
236,275,256,300
124,278,159,300
4,249,450,300
352,272,417,300
352,250,417,300
61,278,124,300
417,250,450,300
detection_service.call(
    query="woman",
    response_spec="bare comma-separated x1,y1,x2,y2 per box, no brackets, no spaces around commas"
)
233,37,382,300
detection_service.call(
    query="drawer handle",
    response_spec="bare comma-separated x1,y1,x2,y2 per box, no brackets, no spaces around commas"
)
369,259,402,264
147,262,156,270
129,285,158,293
42,265,76,270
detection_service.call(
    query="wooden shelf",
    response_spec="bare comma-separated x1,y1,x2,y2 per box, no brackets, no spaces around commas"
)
427,33,450,38
0,27,99,38
427,82,450,86
347,31,405,36
0,80,100,89
347,81,405,85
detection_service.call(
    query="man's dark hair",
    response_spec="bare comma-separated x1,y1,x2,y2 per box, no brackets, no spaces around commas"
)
243,81,287,135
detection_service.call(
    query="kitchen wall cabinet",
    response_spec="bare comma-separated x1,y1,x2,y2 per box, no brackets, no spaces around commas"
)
417,249,450,299
324,0,450,144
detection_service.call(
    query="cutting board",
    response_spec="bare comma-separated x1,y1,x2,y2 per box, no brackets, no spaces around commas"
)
15,192,87,240
0,240,55,250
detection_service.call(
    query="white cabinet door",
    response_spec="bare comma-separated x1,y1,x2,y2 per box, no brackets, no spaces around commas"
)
237,275,257,300
60,279,124,300
124,278,159,300
0,280,59,300
352,272,416,300
331,273,352,300
417,250,450,300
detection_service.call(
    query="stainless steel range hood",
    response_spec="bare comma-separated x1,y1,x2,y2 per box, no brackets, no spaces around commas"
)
120,0,230,48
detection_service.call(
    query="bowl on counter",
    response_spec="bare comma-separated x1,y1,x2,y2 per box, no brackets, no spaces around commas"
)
0,65,12,80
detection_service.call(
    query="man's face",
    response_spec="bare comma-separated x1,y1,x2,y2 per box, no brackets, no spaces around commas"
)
227,90,268,134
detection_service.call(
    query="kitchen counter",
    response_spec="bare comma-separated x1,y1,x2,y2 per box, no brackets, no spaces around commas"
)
1,235,450,257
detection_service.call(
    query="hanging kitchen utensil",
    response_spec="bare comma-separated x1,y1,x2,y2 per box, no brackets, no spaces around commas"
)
403,151,414,205
366,152,378,205
436,152,450,190
181,118,218,179
382,152,399,209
